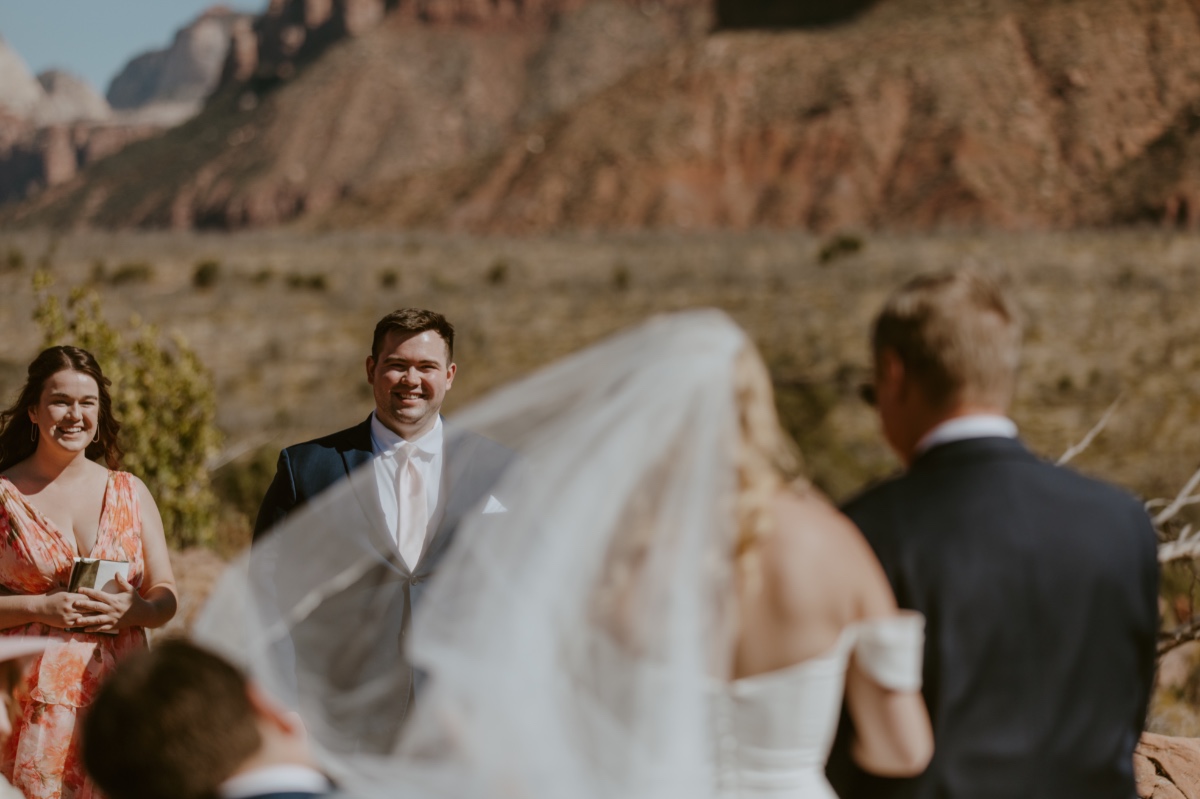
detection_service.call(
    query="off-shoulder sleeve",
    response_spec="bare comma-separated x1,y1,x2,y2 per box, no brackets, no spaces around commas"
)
853,610,925,692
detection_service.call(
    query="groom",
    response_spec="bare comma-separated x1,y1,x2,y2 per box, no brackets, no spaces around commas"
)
253,308,513,741
827,270,1158,798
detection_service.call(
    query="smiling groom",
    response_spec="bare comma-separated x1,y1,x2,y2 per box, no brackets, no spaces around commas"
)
255,308,512,565
251,309,514,738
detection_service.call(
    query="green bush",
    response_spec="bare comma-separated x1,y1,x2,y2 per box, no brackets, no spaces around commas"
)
33,271,221,548
486,258,510,286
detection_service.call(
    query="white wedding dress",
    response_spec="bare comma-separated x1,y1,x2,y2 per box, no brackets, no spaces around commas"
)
713,616,923,799
195,310,923,799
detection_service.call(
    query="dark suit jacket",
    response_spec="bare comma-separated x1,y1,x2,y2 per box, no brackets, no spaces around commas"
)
250,415,515,751
827,437,1158,799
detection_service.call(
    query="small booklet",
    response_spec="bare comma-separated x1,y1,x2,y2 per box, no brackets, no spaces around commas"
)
66,558,130,635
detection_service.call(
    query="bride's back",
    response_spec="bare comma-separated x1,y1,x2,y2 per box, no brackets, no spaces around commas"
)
732,485,898,681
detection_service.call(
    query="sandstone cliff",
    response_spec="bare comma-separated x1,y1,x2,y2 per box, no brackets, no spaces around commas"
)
9,0,1200,232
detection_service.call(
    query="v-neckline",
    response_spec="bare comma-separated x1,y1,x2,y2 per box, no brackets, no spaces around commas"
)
0,471,115,560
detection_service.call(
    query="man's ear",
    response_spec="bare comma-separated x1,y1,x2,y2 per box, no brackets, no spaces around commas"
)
879,349,907,397
445,362,456,389
365,355,376,386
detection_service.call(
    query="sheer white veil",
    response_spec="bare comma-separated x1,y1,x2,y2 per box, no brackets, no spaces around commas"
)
195,309,751,798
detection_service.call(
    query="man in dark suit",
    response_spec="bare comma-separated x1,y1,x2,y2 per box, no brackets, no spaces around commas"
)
83,639,332,799
827,270,1159,799
252,308,513,747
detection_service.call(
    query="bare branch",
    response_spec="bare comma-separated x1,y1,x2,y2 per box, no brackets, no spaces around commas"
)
1158,525,1197,563
1159,617,1200,657
1153,465,1200,527
1057,396,1122,466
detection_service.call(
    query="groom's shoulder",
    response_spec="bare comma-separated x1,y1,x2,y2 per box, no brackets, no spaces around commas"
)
281,419,371,461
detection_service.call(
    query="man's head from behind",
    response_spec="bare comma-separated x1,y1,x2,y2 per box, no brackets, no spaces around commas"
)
83,639,309,799
366,308,457,441
870,269,1021,464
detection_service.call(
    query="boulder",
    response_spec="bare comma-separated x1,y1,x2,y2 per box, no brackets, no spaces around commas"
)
33,70,111,125
1137,734,1200,799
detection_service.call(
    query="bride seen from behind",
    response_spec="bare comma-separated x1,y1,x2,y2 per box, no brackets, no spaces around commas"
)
724,349,932,787
196,309,930,799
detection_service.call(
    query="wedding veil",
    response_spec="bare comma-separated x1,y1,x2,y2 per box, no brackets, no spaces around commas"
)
195,309,753,799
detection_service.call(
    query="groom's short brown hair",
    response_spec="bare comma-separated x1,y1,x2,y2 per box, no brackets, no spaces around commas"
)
873,269,1021,410
372,308,455,361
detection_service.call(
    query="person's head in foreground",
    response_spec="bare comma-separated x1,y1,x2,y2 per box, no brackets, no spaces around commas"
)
866,268,1021,465
82,639,326,799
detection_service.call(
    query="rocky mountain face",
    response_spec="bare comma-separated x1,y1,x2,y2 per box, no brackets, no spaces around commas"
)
3,0,712,228
8,0,1200,233
108,6,250,122
0,6,252,206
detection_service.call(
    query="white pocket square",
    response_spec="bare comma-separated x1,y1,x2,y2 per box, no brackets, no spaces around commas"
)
482,495,507,514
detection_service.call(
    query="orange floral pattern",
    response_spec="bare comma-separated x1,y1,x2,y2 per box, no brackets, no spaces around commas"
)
0,472,148,799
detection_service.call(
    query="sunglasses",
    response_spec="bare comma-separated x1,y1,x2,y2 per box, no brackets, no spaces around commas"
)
858,382,877,407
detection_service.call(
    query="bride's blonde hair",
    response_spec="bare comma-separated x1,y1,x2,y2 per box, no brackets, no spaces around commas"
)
733,347,803,560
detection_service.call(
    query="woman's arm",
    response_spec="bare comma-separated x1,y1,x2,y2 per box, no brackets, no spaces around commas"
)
842,535,933,777
74,477,178,632
844,636,933,776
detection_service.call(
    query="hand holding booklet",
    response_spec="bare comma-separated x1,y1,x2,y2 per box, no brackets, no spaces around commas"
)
66,558,130,634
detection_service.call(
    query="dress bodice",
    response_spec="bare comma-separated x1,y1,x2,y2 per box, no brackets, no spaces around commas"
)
712,614,924,799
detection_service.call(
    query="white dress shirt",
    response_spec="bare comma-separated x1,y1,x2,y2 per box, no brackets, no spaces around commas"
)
913,413,1019,457
219,764,331,799
370,413,445,565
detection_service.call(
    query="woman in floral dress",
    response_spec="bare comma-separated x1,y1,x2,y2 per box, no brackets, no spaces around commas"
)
0,346,177,799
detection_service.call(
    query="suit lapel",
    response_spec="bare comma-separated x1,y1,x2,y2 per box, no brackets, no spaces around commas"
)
340,416,409,576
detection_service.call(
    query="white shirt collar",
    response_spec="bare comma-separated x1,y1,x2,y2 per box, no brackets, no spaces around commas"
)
370,413,443,459
219,764,331,799
914,414,1018,456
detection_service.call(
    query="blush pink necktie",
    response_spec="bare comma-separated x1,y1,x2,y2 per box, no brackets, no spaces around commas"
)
396,443,428,569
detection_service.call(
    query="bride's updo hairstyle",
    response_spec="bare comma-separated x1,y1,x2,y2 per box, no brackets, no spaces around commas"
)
733,347,802,560
0,345,123,472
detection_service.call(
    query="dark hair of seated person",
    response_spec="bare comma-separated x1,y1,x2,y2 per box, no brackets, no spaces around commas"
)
82,639,263,799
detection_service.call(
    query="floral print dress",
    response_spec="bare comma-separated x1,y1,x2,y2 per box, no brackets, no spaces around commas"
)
0,472,148,799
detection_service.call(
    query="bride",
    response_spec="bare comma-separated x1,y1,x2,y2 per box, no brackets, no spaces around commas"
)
196,309,932,798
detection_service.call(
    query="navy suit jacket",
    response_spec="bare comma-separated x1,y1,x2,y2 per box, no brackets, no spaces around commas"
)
251,416,514,750
826,437,1158,799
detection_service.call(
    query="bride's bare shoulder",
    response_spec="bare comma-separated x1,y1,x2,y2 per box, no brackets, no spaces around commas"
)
761,485,896,620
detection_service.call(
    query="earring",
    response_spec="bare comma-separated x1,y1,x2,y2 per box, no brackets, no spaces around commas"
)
29,425,37,443
92,429,99,443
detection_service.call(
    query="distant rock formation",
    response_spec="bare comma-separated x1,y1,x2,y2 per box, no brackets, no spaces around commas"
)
107,6,250,115
0,37,46,118
10,0,1200,233
0,6,254,206
34,70,111,125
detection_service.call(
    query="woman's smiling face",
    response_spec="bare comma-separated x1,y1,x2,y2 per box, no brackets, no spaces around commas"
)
28,369,101,455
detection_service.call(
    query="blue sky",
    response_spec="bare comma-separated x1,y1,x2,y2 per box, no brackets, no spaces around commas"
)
0,1,263,96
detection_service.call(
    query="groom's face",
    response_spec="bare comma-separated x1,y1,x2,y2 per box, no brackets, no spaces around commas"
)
366,329,456,440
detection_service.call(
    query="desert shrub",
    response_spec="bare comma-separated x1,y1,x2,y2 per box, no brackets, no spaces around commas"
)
486,258,510,286
3,248,24,272
380,270,398,289
110,261,154,285
192,259,221,289
252,267,275,285
818,233,864,265
612,262,631,291
211,444,278,527
32,271,221,548
285,272,327,291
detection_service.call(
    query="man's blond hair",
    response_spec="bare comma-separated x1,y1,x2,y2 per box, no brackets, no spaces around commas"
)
873,269,1021,410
